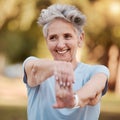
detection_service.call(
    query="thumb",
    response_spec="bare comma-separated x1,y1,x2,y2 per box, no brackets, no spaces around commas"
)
53,102,59,108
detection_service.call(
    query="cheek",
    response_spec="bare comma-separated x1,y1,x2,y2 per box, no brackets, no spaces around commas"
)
47,43,55,53
71,44,78,56
71,41,78,50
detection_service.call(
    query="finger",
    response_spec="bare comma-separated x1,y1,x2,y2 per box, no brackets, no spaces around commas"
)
55,79,61,92
67,75,74,87
56,80,66,98
53,103,64,109
53,102,59,108
60,66,67,87
55,71,63,88
53,98,64,108
56,70,63,87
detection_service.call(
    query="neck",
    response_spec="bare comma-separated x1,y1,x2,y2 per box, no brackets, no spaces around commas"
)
71,59,79,70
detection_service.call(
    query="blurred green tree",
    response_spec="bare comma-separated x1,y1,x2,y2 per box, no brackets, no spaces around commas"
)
0,0,119,64
0,0,51,63
74,0,120,65
0,0,120,92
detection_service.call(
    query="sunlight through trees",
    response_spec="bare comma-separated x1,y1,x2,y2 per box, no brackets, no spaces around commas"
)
0,0,120,92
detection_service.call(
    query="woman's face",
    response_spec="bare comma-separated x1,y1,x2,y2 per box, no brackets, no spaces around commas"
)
46,19,83,63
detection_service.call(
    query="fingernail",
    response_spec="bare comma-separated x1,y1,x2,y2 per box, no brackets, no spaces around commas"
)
67,82,70,86
63,82,65,87
60,81,63,86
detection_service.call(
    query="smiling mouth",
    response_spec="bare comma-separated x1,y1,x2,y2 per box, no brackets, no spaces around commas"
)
56,49,70,54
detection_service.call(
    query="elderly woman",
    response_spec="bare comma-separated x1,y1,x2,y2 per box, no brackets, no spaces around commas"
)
23,4,109,120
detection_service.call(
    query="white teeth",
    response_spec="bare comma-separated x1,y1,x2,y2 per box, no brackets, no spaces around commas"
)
57,50,68,54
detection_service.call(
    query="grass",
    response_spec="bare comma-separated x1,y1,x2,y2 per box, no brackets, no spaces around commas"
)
0,75,120,120
101,92,120,113
0,92,120,120
0,99,120,120
99,92,120,120
0,106,27,120
100,111,120,120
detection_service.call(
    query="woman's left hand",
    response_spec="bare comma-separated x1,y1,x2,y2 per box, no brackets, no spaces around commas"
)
53,79,75,108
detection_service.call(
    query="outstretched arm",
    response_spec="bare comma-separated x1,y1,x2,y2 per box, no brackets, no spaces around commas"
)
23,57,74,87
24,58,54,87
76,73,107,107
53,73,108,108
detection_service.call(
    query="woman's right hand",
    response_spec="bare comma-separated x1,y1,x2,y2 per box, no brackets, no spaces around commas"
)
54,61,75,88
24,58,75,87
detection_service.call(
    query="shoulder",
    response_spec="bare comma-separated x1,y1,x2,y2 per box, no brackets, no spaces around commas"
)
90,64,110,78
23,56,39,66
75,62,95,73
76,62,109,77
22,56,39,84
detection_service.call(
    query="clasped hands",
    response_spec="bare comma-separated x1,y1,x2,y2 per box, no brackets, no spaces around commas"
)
53,61,77,109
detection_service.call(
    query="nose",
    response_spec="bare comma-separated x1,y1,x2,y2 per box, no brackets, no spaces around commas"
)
57,39,66,49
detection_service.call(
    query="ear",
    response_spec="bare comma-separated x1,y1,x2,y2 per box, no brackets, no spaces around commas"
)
78,32,84,48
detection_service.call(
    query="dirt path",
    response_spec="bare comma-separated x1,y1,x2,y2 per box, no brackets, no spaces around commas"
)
0,75,27,106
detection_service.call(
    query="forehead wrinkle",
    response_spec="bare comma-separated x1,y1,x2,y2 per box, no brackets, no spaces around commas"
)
47,19,77,37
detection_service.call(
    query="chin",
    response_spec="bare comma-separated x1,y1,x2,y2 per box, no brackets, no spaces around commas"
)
55,57,72,62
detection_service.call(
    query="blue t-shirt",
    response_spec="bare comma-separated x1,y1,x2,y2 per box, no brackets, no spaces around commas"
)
23,57,109,120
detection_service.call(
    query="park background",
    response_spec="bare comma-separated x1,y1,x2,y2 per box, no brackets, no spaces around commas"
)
0,0,120,120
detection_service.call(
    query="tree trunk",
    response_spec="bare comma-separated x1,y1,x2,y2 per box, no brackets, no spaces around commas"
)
115,56,120,94
108,45,119,91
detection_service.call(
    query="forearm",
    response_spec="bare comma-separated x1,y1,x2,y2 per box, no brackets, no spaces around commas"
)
25,59,54,87
76,73,107,107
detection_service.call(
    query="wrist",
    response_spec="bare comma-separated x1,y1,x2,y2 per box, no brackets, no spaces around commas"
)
72,93,80,109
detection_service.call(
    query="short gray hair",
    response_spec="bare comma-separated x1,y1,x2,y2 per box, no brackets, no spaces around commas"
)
37,4,86,38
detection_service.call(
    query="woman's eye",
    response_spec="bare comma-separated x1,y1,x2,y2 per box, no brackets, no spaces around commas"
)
49,35,56,41
64,34,72,40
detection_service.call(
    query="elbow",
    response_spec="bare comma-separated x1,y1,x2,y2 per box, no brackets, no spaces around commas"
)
88,93,102,106
24,57,41,87
26,64,39,87
27,78,37,87
78,92,101,108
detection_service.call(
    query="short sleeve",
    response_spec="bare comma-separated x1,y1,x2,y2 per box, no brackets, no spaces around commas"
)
91,65,110,96
22,56,38,84
92,65,110,79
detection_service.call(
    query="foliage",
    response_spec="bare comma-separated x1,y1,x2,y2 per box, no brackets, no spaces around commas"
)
0,0,51,63
0,0,120,64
